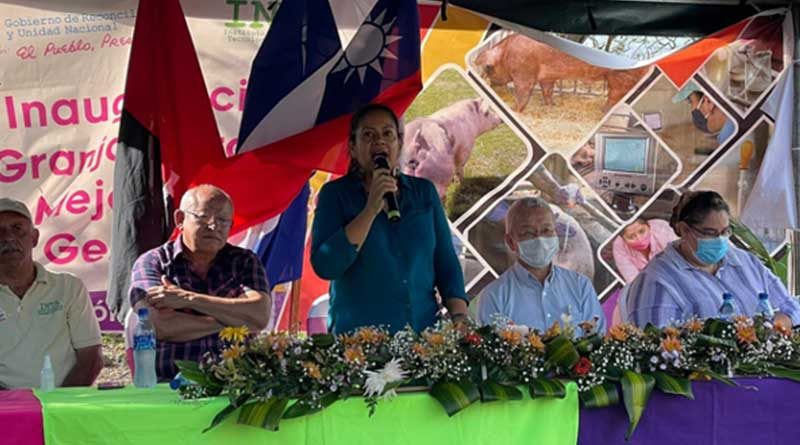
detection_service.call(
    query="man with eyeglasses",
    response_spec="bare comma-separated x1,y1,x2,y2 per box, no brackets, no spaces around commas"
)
128,184,270,380
476,197,606,335
625,190,800,329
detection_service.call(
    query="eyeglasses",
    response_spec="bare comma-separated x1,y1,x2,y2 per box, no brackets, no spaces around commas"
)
688,224,731,239
183,210,232,229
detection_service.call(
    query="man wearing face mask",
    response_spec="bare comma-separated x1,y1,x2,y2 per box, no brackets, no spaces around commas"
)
625,191,800,329
672,81,735,145
476,197,606,335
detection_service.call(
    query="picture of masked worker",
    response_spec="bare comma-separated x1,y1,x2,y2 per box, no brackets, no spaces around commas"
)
612,218,678,283
672,81,735,145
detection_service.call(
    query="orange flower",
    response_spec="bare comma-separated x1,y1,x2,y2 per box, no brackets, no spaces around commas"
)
499,329,522,345
663,327,680,338
222,345,244,362
343,346,366,364
424,332,446,347
411,343,429,358
608,325,629,342
732,315,750,326
527,333,545,352
683,319,703,333
544,321,562,340
303,361,322,381
774,324,793,337
736,326,757,345
661,335,683,353
339,334,358,347
355,327,386,345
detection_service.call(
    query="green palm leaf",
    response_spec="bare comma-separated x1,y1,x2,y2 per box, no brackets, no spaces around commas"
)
545,335,580,369
621,371,655,440
579,382,619,408
768,366,800,383
652,372,693,399
479,381,523,402
237,398,289,431
430,380,480,417
529,378,566,399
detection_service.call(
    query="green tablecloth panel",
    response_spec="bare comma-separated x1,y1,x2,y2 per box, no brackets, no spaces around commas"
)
36,384,579,445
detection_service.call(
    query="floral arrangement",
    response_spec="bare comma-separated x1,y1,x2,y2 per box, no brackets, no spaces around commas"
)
176,316,800,438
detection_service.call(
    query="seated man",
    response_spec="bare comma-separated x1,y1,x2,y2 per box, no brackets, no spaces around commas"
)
477,197,606,335
129,185,270,380
0,198,103,388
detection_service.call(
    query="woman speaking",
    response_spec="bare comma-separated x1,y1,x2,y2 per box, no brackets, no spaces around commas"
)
311,104,468,335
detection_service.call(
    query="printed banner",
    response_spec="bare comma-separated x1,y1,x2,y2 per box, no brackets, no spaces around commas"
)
0,0,279,330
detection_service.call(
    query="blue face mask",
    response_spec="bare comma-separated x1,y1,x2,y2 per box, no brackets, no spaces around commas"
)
695,236,729,264
691,109,711,133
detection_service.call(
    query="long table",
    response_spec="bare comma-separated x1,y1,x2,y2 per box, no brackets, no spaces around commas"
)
33,384,578,445
4,378,799,445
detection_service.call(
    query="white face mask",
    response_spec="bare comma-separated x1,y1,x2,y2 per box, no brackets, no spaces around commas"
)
517,236,559,268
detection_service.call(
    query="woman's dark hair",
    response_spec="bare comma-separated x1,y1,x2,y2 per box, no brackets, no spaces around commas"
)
347,103,402,175
669,190,730,231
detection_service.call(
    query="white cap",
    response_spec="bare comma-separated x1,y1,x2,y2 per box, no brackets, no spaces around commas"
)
0,198,32,221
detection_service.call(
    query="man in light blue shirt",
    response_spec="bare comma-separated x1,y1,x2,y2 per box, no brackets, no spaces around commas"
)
477,197,606,334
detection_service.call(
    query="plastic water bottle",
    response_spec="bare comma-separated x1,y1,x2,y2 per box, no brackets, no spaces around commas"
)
133,308,157,388
40,354,55,392
756,292,774,319
718,293,735,321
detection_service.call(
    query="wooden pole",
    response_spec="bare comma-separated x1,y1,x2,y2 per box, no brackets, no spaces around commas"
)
288,278,302,334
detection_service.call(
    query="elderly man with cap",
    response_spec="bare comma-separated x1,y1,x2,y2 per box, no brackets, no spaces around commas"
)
0,198,103,388
476,197,606,335
128,184,271,381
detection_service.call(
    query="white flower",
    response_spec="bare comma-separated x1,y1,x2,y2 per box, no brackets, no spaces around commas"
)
561,313,573,326
364,358,408,399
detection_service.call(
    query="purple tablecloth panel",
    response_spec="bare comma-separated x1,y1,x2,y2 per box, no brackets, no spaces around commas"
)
578,377,795,445
0,389,44,445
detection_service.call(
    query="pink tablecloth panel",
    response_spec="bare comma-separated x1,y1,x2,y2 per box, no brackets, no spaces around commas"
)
0,389,44,445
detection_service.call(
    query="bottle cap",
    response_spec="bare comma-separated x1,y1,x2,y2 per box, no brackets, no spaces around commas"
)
137,307,149,319
758,292,769,300
722,292,733,300
43,354,52,369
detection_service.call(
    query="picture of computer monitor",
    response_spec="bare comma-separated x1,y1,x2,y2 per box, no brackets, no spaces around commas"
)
594,131,657,195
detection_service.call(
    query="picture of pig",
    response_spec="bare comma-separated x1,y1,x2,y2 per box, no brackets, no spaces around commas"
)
474,33,649,112
401,98,502,199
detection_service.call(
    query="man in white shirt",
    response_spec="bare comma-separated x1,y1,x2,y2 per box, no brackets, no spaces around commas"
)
0,198,103,388
477,197,606,334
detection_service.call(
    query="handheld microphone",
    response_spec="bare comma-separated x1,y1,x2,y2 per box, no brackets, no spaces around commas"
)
372,153,401,222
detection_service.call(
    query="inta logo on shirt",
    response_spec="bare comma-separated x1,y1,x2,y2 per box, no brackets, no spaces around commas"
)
37,301,64,316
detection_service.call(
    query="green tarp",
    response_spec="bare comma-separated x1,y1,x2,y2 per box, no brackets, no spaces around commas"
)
36,384,578,445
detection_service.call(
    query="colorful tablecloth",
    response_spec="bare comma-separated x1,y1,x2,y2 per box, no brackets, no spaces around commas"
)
0,389,44,445
35,384,579,445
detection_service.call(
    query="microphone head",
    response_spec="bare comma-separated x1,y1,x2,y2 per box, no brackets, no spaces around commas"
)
372,153,390,169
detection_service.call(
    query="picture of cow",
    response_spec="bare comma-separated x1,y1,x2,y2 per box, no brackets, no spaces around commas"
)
474,33,649,113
